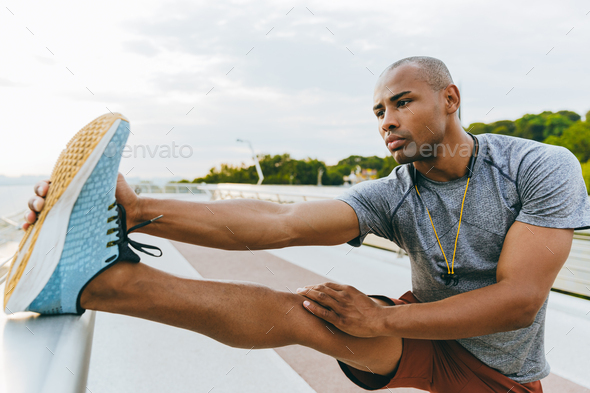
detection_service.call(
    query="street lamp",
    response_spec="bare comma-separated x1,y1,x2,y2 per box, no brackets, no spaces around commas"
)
237,139,264,185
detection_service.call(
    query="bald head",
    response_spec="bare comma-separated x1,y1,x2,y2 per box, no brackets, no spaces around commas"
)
380,56,453,92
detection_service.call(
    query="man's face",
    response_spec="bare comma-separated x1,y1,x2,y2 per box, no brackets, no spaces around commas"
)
373,64,448,164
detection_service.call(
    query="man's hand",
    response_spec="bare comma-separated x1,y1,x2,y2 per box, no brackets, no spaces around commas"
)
24,173,142,230
296,282,388,338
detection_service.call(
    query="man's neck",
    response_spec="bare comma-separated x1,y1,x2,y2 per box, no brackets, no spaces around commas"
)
413,132,475,182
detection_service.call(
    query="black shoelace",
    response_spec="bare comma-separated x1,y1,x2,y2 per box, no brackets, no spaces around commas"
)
106,202,163,257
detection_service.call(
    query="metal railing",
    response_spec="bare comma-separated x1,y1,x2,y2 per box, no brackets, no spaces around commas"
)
134,182,343,203
0,294,96,393
0,210,25,284
0,209,96,393
554,236,590,297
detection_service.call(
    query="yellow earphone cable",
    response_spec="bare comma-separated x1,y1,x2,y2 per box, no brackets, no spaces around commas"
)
451,178,470,274
415,177,470,275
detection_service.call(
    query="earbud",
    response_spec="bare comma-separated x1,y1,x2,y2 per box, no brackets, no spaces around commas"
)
441,273,460,286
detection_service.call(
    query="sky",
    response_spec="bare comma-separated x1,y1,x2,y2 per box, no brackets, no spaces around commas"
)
1,0,589,180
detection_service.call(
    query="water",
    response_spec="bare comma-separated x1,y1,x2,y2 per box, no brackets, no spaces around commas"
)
0,185,34,218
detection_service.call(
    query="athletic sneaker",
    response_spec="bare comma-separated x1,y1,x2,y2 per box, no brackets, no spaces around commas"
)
3,113,162,315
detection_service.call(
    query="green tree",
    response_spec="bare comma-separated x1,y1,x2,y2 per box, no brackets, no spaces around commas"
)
582,159,590,194
543,114,573,139
467,110,582,142
544,121,590,163
191,154,333,185
186,154,397,185
556,110,581,123
377,156,399,177
491,120,517,136
192,162,258,184
515,114,546,141
466,122,491,135
324,167,346,185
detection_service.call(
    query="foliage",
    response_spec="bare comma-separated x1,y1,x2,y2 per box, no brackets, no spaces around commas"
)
466,109,590,193
190,153,399,185
545,121,590,163
467,110,580,142
327,155,399,182
193,154,331,185
582,159,590,194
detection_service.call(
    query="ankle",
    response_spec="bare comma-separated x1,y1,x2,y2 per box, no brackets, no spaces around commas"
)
79,261,135,310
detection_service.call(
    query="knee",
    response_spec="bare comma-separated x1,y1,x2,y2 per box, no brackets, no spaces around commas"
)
277,291,340,346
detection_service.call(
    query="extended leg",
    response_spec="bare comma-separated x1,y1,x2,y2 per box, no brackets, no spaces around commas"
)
80,261,403,376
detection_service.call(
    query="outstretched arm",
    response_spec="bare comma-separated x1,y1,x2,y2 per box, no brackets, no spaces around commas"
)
300,221,573,339
136,194,360,250
26,174,361,251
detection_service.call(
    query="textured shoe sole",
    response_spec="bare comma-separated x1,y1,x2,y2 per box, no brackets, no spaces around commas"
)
3,113,127,311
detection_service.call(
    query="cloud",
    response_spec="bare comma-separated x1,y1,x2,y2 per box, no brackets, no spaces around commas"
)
122,39,161,57
1,0,589,178
35,55,56,65
0,77,25,87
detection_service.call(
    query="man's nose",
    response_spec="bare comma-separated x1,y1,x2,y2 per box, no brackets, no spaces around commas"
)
382,111,400,133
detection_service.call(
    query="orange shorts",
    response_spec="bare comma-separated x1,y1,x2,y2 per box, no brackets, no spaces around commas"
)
337,291,543,392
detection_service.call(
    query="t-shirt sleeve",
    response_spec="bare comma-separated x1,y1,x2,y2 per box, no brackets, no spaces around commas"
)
515,145,590,230
334,178,398,247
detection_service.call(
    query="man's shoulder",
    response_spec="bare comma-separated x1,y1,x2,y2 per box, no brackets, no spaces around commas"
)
375,164,413,192
479,133,577,181
481,133,572,158
481,133,551,157
343,164,412,198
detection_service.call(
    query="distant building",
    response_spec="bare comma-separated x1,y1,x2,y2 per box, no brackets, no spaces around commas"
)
343,165,378,185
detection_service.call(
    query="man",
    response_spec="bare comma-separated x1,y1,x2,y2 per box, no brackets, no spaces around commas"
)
6,56,590,392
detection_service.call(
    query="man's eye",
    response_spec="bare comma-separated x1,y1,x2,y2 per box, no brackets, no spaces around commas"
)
398,100,410,107
376,111,384,117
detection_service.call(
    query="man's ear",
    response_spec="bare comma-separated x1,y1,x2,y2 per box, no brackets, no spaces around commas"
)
444,84,460,115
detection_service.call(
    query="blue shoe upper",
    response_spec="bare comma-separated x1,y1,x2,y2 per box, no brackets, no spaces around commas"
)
28,121,130,314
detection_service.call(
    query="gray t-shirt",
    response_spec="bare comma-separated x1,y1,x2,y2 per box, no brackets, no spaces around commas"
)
335,133,590,384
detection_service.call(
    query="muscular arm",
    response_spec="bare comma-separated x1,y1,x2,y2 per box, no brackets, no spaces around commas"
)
135,196,361,250
301,221,573,339
383,222,573,339
26,175,361,251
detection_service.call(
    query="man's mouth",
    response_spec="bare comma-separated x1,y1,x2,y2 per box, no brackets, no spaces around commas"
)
386,137,405,151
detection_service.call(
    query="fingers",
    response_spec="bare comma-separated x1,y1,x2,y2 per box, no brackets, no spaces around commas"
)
34,180,50,197
322,282,347,291
297,285,342,310
302,299,338,324
298,282,347,293
28,196,45,213
297,282,356,299
297,283,341,299
24,210,37,223
25,180,50,229
23,210,37,230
